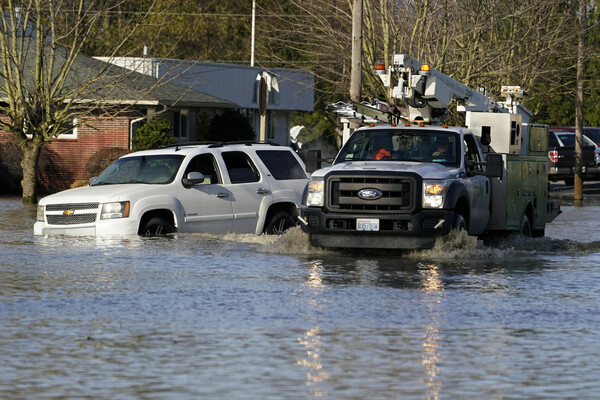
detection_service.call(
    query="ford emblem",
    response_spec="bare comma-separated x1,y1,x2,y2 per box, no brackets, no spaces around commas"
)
357,188,383,200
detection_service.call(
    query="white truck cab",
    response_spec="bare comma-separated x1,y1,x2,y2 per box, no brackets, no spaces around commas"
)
298,54,560,250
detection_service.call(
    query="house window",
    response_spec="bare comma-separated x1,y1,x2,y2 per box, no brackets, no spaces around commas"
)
269,76,279,106
26,118,77,139
56,118,77,139
173,110,189,138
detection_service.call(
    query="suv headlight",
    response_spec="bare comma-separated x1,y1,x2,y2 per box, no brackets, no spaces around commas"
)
101,201,130,219
423,180,448,209
306,179,325,207
37,205,45,222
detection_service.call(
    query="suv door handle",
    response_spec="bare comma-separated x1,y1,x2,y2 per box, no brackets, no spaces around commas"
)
256,188,270,195
216,192,229,198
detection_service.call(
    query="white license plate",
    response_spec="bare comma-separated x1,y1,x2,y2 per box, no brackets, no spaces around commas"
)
357,218,379,231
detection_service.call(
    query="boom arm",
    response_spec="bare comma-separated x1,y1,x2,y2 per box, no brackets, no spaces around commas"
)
377,54,510,124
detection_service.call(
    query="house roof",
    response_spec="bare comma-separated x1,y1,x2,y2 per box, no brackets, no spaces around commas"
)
0,39,239,110
96,57,315,112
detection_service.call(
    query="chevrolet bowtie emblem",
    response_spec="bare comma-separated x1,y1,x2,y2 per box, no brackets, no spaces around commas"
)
63,209,75,216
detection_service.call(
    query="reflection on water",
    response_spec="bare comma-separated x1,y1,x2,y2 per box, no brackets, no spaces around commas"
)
419,263,444,400
297,260,329,397
2,197,600,398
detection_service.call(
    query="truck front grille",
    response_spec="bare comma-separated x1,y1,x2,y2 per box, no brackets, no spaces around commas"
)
326,174,418,214
45,203,99,225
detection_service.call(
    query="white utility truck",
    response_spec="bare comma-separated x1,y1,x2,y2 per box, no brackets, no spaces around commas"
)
299,54,561,249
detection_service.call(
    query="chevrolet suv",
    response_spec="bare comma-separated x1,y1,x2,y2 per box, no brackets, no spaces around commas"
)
34,142,308,236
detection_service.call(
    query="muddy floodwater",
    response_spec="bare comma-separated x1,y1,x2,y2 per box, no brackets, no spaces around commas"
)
1,196,600,399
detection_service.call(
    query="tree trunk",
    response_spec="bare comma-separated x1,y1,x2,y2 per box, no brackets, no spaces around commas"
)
574,0,586,203
20,141,43,205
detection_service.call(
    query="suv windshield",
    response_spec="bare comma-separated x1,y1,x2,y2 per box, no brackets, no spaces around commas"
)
335,129,460,166
92,154,185,185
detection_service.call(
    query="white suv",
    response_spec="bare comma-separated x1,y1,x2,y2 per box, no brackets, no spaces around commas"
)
34,142,309,236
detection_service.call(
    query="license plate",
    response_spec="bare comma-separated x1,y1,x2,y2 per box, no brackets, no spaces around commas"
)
357,218,379,231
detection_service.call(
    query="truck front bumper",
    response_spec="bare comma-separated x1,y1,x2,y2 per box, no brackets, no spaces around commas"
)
300,207,456,250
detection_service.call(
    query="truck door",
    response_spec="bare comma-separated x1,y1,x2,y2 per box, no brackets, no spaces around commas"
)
177,153,234,234
464,134,491,234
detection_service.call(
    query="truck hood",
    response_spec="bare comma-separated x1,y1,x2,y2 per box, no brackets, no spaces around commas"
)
38,184,165,205
313,161,460,180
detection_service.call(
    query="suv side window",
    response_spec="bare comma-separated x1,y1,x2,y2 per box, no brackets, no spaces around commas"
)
184,153,221,184
256,150,307,180
222,151,260,183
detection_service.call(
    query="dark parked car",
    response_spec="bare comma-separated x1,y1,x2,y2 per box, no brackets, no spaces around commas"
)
548,129,599,186
551,126,600,146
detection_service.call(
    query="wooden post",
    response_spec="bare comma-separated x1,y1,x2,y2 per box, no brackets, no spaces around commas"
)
350,0,362,102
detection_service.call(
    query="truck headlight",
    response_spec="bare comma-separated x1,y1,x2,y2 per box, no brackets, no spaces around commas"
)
423,180,448,209
101,201,130,219
306,179,325,207
37,205,45,222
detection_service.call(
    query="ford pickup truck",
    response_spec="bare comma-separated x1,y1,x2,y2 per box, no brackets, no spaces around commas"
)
547,130,598,186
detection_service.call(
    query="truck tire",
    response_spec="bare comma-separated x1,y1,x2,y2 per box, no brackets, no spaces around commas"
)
140,217,176,236
519,215,532,237
452,213,467,232
265,212,296,235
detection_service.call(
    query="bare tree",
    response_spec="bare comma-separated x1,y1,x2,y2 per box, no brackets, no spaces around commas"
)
256,0,581,114
0,0,157,204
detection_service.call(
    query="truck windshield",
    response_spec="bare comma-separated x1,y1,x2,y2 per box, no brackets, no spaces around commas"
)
555,132,596,147
335,129,460,166
91,154,185,185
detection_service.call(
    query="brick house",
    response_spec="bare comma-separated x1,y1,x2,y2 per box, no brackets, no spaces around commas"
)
0,53,238,193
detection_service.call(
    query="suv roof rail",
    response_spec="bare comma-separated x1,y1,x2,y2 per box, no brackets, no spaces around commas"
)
207,140,280,148
161,141,218,150
160,140,281,151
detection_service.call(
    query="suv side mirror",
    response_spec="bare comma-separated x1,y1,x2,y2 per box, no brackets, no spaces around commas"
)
182,171,205,187
485,153,504,179
305,149,322,173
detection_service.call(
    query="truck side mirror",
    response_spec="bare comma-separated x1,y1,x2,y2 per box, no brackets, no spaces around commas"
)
485,153,503,179
305,149,322,173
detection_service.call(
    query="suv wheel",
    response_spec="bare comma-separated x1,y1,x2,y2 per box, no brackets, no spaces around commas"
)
265,212,296,235
140,217,175,235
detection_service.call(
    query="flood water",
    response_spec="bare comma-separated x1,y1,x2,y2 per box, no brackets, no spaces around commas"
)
1,195,600,399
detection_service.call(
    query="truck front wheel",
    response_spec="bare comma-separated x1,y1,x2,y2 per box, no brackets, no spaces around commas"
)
519,215,532,237
452,213,467,232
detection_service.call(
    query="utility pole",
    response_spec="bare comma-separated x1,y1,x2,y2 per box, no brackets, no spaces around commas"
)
350,0,363,102
251,0,256,66
344,0,363,146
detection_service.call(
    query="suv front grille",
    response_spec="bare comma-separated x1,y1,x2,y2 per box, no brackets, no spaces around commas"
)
47,214,98,225
326,174,418,213
45,203,99,225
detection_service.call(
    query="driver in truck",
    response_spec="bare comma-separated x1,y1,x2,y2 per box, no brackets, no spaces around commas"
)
432,136,451,158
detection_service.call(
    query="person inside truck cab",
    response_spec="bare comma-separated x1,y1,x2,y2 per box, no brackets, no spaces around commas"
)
431,136,454,161
370,135,393,160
